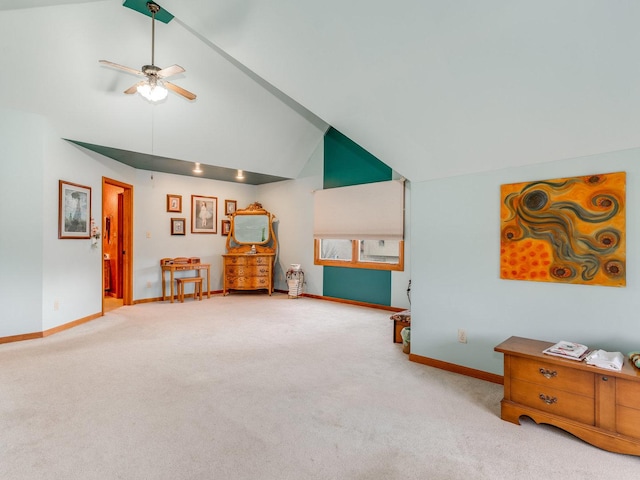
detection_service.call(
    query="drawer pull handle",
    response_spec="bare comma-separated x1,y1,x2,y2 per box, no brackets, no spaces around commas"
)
539,394,557,405
539,368,557,379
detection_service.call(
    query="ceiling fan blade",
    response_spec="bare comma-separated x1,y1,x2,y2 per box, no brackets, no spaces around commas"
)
157,64,185,79
124,81,144,94
165,81,197,101
99,60,144,76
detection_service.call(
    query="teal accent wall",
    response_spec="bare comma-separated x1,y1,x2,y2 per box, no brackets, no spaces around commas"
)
322,127,392,305
323,267,391,305
324,128,392,188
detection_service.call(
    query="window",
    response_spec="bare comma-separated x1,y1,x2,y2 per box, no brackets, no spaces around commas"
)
313,180,405,271
314,239,404,271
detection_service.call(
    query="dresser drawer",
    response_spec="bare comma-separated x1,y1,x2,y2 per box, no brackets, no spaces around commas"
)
617,378,640,409
226,266,270,278
617,405,640,439
226,276,270,289
226,256,249,266
510,356,594,397
511,378,595,424
248,256,270,266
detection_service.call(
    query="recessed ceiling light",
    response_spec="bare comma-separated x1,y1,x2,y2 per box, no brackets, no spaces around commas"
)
193,162,203,174
236,169,245,180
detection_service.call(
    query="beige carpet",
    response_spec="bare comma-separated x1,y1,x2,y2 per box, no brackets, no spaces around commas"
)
1,294,638,479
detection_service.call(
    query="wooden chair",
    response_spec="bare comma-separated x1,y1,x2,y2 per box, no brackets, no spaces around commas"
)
176,277,203,302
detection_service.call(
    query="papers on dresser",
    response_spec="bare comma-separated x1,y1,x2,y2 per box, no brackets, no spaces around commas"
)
542,340,591,361
585,349,624,371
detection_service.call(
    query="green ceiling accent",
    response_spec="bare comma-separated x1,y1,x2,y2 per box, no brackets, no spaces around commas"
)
123,0,174,24
65,140,290,185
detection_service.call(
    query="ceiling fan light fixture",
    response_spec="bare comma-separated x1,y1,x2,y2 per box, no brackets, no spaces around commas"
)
137,80,168,102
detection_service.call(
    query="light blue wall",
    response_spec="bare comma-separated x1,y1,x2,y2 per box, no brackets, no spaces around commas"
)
0,109,44,336
410,148,640,375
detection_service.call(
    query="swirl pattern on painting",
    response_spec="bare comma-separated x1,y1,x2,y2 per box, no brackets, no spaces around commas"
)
500,172,626,286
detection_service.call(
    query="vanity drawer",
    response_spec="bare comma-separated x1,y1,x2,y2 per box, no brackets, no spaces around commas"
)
511,378,595,424
510,356,594,397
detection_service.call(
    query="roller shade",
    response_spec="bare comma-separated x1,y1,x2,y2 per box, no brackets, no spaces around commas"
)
314,180,404,240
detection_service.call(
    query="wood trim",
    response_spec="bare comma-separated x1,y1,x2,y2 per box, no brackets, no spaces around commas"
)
43,313,102,337
132,290,225,305
300,292,404,312
0,312,102,345
102,177,134,306
409,353,504,385
314,239,405,271
0,331,43,344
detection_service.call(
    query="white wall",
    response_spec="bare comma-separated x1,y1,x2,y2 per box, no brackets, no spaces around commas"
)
0,109,44,336
256,139,325,295
411,148,640,375
131,169,257,300
1,106,411,338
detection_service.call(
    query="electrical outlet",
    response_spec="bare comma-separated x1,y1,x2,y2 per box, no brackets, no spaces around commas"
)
457,328,467,344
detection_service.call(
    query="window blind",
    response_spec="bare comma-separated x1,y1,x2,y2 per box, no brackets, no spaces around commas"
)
313,179,404,240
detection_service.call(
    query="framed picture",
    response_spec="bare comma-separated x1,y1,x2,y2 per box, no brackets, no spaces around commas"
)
500,171,625,287
221,219,231,235
171,217,186,235
59,180,91,239
225,199,237,216
167,194,182,213
192,195,217,233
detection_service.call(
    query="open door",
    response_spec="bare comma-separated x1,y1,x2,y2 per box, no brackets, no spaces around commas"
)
102,177,134,311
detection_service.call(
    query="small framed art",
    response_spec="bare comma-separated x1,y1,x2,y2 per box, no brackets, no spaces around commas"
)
171,218,186,235
167,194,182,213
221,219,231,235
225,199,237,216
192,195,217,233
59,180,91,239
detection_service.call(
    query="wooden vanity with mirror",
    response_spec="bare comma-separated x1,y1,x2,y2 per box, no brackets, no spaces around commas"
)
222,202,276,295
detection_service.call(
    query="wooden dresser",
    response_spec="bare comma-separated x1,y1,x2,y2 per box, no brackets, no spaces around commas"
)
495,336,640,456
222,253,275,295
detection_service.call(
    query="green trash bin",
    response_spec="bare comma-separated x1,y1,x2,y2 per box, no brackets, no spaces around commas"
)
400,327,410,354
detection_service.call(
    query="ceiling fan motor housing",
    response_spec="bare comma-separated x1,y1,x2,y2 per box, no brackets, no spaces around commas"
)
142,65,161,76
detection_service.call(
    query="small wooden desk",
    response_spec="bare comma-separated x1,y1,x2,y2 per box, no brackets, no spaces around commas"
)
161,260,211,303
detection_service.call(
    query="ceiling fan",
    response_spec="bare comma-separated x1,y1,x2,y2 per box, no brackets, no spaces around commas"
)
99,2,196,102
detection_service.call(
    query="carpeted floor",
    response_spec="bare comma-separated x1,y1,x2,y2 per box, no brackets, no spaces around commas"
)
1,293,638,479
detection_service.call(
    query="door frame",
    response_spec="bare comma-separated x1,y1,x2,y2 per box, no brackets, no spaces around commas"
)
102,177,134,309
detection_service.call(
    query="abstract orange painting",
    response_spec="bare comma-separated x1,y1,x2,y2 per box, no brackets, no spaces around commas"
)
500,172,626,286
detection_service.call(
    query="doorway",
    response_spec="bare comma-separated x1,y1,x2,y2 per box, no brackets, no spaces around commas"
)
102,177,134,313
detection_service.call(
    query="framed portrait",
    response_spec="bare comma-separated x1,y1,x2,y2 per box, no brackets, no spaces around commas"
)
167,194,182,213
59,180,91,239
221,219,231,236
191,195,218,234
171,218,186,235
225,199,237,216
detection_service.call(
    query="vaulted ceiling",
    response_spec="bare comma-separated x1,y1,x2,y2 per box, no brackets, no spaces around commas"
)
2,1,639,183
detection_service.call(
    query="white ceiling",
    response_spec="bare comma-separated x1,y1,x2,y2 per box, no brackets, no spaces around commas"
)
2,0,640,183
